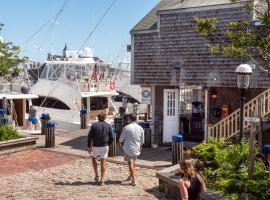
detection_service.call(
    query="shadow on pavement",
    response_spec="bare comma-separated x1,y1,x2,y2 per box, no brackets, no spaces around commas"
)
145,186,168,200
59,136,87,150
55,180,124,186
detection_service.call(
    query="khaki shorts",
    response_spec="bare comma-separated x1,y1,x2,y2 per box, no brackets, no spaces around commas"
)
92,146,109,159
124,152,137,162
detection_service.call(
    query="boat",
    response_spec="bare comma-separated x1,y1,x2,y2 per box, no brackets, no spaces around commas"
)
30,46,118,130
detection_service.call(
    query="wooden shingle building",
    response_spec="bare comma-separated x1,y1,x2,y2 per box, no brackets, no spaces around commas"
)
131,0,270,144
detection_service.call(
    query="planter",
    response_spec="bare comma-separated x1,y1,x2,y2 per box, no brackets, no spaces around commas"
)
156,164,230,200
0,137,38,155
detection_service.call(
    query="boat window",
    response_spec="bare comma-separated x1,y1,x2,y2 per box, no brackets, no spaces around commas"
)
48,64,64,80
90,97,108,110
32,96,70,110
40,64,49,79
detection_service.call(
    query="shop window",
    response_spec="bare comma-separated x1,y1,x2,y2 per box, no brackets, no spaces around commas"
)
179,89,193,114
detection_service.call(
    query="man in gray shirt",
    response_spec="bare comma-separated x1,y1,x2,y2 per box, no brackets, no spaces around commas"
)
119,114,144,186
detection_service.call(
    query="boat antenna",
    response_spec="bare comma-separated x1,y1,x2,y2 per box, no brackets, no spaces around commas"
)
78,0,117,51
23,0,68,45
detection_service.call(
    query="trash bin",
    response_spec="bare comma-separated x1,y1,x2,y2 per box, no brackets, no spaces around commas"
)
263,144,270,174
138,122,151,148
0,109,8,126
172,135,184,165
109,128,117,157
40,113,50,135
45,121,56,148
80,109,87,129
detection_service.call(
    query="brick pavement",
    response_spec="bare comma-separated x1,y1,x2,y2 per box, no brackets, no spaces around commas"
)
0,159,168,200
0,150,79,176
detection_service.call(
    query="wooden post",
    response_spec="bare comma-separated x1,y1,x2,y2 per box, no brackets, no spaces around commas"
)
204,88,209,143
2,97,7,110
248,111,257,179
257,96,263,151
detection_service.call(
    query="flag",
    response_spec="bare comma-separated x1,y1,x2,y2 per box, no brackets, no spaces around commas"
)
99,72,104,81
92,64,98,82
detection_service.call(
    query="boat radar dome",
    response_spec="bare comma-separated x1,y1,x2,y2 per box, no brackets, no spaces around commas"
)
79,48,93,58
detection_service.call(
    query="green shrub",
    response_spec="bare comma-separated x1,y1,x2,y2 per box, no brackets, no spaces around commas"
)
192,137,270,200
0,125,21,141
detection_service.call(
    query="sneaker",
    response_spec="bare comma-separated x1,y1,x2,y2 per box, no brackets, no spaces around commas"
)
99,181,104,186
125,175,132,181
129,181,136,186
94,176,99,183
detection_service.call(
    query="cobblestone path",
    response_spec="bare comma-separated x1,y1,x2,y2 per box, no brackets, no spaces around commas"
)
0,158,167,200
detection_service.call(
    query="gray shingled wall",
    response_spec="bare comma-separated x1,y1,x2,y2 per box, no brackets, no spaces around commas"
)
132,6,270,88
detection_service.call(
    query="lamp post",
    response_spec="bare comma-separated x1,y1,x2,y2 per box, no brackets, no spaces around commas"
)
236,64,252,140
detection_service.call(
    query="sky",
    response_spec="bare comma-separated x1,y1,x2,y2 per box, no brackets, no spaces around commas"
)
0,0,160,63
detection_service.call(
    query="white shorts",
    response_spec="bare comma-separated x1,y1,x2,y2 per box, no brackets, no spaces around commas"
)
92,146,109,159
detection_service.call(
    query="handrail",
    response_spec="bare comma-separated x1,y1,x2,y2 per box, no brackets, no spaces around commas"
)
209,88,270,140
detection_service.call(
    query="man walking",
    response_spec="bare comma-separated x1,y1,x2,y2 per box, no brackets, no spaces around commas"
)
119,114,144,186
87,113,113,185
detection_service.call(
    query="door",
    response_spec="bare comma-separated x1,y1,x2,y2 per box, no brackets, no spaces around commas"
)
163,89,179,143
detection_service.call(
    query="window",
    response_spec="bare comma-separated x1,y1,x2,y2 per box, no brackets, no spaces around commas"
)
32,96,70,110
167,91,176,116
90,97,108,110
179,89,193,114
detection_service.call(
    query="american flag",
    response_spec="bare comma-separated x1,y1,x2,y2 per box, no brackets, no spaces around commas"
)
99,73,104,81
92,64,98,82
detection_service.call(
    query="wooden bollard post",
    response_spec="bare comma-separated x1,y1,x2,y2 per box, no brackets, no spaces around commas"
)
139,122,151,148
172,135,184,165
40,113,50,135
109,128,117,157
80,109,87,129
45,121,56,148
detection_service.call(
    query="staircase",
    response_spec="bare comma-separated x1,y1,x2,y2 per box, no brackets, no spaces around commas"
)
208,88,270,140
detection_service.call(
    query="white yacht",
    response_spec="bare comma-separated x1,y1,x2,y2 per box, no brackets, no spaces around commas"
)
30,47,118,130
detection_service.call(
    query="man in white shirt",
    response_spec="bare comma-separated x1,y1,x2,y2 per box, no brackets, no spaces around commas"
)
119,114,144,186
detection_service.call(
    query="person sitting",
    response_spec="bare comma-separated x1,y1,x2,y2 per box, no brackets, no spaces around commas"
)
178,160,206,200
28,106,38,130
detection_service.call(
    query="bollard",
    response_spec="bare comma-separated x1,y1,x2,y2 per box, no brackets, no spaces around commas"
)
109,128,117,157
0,109,8,126
263,144,270,175
172,135,184,165
40,113,50,135
138,122,151,148
45,121,56,148
80,109,87,129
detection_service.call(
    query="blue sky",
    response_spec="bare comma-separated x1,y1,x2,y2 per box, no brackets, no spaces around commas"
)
0,0,159,62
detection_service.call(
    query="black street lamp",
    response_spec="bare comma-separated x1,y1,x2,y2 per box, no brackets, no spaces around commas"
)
236,64,252,140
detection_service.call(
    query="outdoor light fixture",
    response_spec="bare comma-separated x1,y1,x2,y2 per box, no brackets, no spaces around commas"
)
210,88,218,100
236,64,252,140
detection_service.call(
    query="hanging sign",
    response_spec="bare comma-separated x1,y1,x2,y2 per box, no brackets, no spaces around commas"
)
141,87,151,104
245,117,260,123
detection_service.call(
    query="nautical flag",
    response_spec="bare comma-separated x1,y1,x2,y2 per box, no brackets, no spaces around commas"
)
92,64,98,82
99,73,104,81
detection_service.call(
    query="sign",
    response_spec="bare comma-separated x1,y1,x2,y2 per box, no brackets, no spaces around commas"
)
141,87,151,104
245,117,260,123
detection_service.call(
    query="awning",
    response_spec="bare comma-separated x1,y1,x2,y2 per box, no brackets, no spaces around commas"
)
81,91,119,98
0,93,39,100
